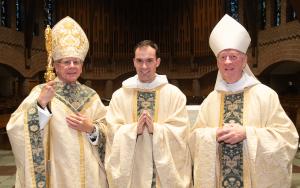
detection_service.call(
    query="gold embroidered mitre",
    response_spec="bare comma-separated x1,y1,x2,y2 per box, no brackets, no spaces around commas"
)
51,16,89,61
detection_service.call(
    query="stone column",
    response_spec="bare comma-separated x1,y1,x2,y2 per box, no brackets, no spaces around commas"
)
192,79,200,97
21,78,39,96
280,0,287,25
8,0,16,29
170,79,179,87
297,108,300,135
238,0,244,24
265,0,272,28
14,77,19,98
104,80,113,99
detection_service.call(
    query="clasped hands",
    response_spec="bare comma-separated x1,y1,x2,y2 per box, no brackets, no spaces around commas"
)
137,110,153,135
216,122,246,144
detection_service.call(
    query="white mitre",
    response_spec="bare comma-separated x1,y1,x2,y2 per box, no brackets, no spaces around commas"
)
209,14,260,91
209,14,251,56
51,16,89,61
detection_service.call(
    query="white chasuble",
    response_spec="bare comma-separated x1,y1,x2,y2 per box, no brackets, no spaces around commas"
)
105,81,192,188
189,84,298,188
7,81,108,188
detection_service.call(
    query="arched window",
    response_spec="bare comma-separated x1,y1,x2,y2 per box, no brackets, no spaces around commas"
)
44,0,54,27
229,0,239,21
274,0,281,26
286,1,297,22
0,0,8,26
16,0,23,31
259,0,266,29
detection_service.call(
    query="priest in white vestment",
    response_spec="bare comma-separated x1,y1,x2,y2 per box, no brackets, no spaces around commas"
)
189,14,298,188
6,17,108,188
105,40,192,188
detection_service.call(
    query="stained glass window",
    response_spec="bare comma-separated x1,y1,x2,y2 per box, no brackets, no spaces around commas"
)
230,0,239,21
286,1,297,22
274,0,281,26
16,0,22,31
44,0,54,27
0,0,7,26
259,0,266,29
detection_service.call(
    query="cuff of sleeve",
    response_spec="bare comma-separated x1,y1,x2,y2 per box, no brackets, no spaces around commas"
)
37,101,52,114
37,104,52,130
87,126,99,145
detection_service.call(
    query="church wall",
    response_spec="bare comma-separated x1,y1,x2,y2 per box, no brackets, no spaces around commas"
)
89,80,106,99
0,77,14,97
0,0,299,128
269,75,294,94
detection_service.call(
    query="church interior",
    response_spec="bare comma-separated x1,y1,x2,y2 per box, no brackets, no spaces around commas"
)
0,0,299,187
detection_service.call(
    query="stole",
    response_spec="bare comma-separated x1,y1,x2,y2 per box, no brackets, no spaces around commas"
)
137,90,157,188
219,92,244,188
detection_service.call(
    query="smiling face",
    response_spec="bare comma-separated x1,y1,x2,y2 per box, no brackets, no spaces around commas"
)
54,57,83,84
217,49,247,84
133,46,160,83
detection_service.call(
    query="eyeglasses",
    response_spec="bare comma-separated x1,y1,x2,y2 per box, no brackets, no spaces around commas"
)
58,60,82,66
217,54,241,62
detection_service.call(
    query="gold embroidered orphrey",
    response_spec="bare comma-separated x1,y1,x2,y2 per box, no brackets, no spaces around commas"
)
137,90,157,188
219,92,244,188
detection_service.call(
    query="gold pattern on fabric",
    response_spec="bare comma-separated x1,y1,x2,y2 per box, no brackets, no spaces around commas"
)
54,82,95,188
24,111,38,188
45,121,51,188
26,104,47,188
137,91,156,118
220,92,244,188
154,89,160,122
133,91,138,122
51,16,89,61
242,89,251,188
94,120,106,163
137,90,157,188
78,131,85,188
53,82,96,113
33,82,96,187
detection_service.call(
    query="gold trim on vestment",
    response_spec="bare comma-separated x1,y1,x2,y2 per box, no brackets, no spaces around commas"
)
78,94,95,114
129,90,138,187
242,88,252,188
133,87,161,187
133,90,138,122
219,91,250,187
78,131,85,188
46,121,51,188
154,89,160,188
24,111,37,188
57,97,87,187
154,89,159,123
219,93,225,128
217,92,225,188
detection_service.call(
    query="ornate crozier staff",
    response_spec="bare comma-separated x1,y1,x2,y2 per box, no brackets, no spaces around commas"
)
44,25,56,82
44,25,55,188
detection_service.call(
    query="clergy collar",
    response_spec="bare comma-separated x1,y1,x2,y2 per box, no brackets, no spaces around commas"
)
215,72,259,92
122,74,168,90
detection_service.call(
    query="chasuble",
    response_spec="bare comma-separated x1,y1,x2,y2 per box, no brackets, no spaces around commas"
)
7,81,108,188
189,84,298,188
105,75,192,188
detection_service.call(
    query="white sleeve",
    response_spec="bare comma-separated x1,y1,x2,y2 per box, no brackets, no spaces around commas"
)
86,126,99,145
37,105,52,130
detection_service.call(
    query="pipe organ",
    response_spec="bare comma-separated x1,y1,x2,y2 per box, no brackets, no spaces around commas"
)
54,0,224,78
